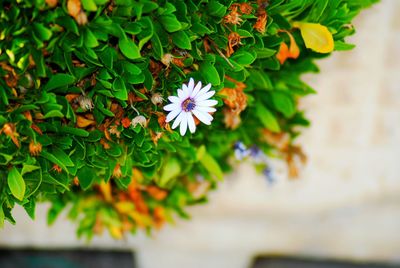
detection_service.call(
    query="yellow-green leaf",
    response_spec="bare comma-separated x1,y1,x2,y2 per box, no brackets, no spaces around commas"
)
293,22,334,53
8,167,26,201
198,148,223,181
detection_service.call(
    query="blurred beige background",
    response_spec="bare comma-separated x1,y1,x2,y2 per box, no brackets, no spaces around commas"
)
1,1,400,268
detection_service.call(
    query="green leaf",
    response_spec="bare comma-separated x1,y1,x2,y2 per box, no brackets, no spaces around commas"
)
159,15,182,32
249,69,272,90
199,61,220,86
256,103,281,132
7,167,26,201
77,166,94,190
47,198,66,225
21,164,40,176
43,110,64,119
254,48,277,59
112,77,128,100
198,150,223,181
230,51,256,65
81,0,97,11
0,85,9,105
0,205,4,228
334,41,356,51
40,151,69,173
271,91,295,118
84,28,99,48
59,126,89,137
119,38,141,60
33,23,52,41
44,74,76,91
151,33,163,59
191,23,212,36
172,31,192,50
52,147,74,167
157,158,181,188
207,0,227,17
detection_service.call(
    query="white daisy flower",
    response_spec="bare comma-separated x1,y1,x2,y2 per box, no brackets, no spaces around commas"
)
163,78,218,136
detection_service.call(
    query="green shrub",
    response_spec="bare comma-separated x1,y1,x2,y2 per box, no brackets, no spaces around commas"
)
0,0,376,238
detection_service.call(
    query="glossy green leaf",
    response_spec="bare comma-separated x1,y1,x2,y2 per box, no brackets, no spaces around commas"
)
119,38,141,60
8,167,26,201
271,91,296,118
256,103,281,132
44,74,76,91
172,31,192,50
159,15,182,32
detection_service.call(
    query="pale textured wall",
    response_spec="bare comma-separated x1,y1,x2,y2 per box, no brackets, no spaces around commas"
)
1,1,400,268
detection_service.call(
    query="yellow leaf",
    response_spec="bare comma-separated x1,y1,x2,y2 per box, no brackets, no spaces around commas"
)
108,226,123,239
293,22,334,53
99,181,112,202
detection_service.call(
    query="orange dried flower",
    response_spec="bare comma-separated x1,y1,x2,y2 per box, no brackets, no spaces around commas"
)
52,164,62,173
109,125,121,138
1,123,20,148
112,163,123,179
31,124,43,135
5,73,18,88
153,207,166,229
223,108,242,129
254,12,267,34
127,185,149,214
121,117,131,128
150,130,163,145
73,176,80,186
227,32,242,57
45,0,58,8
161,53,174,67
23,111,32,122
76,115,96,128
219,87,247,113
172,57,185,68
285,146,307,179
99,138,111,149
75,11,88,25
224,5,243,25
187,180,211,199
262,129,290,150
239,3,253,14
29,140,42,156
146,185,168,201
276,30,300,64
67,0,81,18
219,77,248,129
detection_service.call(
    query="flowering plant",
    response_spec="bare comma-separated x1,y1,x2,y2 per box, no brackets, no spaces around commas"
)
0,0,376,239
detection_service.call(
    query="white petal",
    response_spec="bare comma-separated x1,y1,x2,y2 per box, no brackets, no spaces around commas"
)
166,108,181,122
192,109,213,125
179,112,188,136
197,99,218,107
195,83,212,98
164,103,180,112
182,84,192,98
177,89,185,99
187,112,196,133
188,78,195,91
168,96,180,103
172,112,184,129
196,106,216,113
195,90,215,102
190,81,202,98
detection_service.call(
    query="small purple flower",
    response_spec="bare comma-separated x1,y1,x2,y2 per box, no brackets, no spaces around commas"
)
249,145,268,163
234,141,249,160
263,167,275,185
